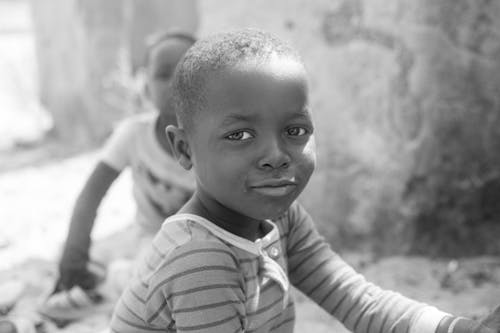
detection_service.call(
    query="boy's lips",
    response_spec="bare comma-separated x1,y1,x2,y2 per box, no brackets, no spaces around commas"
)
250,179,298,197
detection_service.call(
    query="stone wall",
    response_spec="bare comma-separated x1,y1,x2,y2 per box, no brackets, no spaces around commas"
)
200,0,500,255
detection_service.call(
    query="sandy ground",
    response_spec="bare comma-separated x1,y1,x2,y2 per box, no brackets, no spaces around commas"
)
2,152,500,332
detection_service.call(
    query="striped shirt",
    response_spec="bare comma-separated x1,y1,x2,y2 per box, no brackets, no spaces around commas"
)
110,202,447,333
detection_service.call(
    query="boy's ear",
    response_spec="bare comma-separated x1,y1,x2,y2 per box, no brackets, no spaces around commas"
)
166,125,193,170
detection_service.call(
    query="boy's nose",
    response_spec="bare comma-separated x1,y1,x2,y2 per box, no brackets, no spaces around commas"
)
258,139,291,170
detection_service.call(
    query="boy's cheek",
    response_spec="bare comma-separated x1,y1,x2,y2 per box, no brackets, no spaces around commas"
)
302,138,317,170
294,154,316,189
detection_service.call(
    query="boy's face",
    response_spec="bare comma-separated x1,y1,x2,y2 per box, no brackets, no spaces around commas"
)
187,57,316,220
146,38,192,115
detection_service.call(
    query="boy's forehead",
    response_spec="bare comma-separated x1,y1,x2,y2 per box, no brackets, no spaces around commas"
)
204,57,308,105
223,56,306,82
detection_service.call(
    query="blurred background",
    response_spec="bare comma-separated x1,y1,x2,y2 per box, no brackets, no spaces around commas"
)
2,0,500,332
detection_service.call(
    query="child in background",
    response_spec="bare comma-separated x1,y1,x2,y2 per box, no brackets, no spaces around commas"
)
110,29,500,333
39,30,196,321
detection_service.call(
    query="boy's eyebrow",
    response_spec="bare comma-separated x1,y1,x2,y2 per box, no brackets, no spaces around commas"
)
221,108,312,127
290,108,313,121
221,113,258,126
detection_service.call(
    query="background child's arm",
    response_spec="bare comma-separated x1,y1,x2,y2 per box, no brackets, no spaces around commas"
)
56,161,120,291
55,118,134,291
285,203,500,333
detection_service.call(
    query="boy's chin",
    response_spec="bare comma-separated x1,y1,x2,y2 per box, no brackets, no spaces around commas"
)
245,201,294,221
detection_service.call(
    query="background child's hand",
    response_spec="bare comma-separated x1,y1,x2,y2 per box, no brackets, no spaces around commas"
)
56,256,106,292
57,249,94,291
54,267,100,292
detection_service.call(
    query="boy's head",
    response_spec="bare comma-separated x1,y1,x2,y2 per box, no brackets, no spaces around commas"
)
143,29,196,117
168,29,316,220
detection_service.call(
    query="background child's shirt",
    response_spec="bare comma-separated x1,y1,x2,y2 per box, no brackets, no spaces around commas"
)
110,202,448,333
101,113,195,233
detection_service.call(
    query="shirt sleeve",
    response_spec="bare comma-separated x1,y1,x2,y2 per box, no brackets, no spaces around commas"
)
100,119,136,171
145,241,247,333
285,202,448,333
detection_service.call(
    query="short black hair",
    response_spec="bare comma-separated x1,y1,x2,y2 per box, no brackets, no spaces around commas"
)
172,29,302,130
143,29,197,68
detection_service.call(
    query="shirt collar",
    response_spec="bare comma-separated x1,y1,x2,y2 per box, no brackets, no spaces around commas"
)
163,213,280,256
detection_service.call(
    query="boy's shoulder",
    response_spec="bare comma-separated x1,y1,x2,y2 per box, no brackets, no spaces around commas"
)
146,216,240,288
154,215,237,259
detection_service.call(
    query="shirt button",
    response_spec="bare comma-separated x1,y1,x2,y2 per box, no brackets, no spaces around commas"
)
268,247,280,258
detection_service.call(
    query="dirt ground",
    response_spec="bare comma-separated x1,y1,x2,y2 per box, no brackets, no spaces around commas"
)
2,151,500,332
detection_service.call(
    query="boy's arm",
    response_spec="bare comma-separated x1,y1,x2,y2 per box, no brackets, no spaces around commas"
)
436,315,497,333
286,202,448,333
57,161,120,290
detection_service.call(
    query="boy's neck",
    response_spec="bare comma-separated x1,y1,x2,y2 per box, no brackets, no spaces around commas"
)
183,188,265,241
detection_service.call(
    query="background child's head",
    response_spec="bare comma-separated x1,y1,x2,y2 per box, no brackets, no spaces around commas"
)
169,29,316,220
143,29,196,118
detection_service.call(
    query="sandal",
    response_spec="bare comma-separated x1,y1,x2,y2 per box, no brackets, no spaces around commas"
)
37,286,113,323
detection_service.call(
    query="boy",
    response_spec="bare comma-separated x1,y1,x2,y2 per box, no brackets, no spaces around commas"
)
110,29,500,333
40,30,196,319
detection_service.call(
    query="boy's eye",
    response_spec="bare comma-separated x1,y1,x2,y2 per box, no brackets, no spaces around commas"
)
287,127,308,136
225,131,254,141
